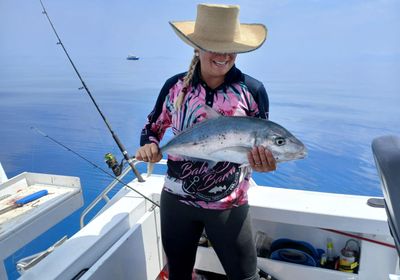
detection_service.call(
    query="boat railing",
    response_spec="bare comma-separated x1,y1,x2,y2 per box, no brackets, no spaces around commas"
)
80,159,167,228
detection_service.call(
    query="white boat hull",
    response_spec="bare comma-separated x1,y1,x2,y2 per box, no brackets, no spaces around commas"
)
17,173,398,280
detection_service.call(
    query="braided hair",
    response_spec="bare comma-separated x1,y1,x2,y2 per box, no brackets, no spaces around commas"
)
174,52,200,110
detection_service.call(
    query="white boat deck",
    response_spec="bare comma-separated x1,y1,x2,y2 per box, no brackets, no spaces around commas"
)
17,173,398,280
0,163,7,184
248,184,390,235
0,172,83,279
0,182,77,230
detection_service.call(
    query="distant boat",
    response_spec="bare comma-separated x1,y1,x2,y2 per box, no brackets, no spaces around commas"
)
126,55,139,60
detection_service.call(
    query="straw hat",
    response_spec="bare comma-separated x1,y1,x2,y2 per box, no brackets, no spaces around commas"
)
169,4,267,54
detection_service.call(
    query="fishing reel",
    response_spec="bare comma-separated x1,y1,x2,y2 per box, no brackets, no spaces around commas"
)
104,153,124,177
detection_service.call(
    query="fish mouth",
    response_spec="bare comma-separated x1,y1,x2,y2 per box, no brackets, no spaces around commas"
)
296,147,308,159
283,146,308,161
290,137,308,159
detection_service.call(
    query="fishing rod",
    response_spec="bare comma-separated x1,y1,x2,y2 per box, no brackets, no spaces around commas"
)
31,127,160,208
38,0,144,182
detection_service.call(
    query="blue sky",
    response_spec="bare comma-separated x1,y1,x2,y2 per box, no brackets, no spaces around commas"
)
1,0,399,86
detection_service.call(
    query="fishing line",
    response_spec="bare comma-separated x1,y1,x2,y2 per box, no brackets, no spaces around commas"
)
31,127,160,208
38,0,144,182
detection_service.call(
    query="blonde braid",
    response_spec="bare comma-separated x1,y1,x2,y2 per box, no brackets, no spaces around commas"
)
174,53,199,110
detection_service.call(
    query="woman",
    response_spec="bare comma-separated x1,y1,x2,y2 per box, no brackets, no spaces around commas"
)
136,4,276,280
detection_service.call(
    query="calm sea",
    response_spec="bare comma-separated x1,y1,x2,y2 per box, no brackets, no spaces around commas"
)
0,54,399,278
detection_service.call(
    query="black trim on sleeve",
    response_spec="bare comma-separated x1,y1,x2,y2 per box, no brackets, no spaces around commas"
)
140,72,185,146
242,74,269,119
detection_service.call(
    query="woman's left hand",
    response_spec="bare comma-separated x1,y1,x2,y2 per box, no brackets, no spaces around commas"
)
247,146,277,172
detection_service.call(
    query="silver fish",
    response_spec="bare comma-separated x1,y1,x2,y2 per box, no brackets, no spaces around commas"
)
160,106,307,168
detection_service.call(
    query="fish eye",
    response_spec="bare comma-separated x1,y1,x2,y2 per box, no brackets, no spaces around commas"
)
275,137,286,146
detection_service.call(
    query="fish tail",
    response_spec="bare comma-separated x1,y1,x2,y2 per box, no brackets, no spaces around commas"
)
147,162,155,177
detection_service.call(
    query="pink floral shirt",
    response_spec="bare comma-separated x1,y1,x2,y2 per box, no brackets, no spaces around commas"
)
140,65,269,209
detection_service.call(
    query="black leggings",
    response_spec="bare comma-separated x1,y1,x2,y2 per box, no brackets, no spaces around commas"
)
160,190,259,280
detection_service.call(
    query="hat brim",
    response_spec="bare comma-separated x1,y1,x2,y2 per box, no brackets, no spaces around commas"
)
170,21,267,54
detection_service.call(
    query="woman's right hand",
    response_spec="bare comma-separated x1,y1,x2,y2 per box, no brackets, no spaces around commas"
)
135,143,163,163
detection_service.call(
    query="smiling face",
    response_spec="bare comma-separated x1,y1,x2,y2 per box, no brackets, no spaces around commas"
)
198,50,237,89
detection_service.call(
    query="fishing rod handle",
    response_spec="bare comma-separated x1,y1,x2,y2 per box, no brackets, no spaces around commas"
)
128,160,145,183
112,133,145,182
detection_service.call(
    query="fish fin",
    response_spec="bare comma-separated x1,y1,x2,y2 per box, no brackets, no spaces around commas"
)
165,153,218,168
203,105,221,119
211,146,251,164
206,160,218,170
147,162,154,177
167,154,202,162
181,157,218,170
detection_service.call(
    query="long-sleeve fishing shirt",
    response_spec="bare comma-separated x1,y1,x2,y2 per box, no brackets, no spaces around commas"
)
140,65,269,209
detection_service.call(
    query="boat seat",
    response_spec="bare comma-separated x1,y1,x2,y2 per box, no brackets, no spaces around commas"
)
372,135,400,257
